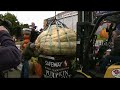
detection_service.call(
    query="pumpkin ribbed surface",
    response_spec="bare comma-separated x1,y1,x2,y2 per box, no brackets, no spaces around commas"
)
35,24,76,55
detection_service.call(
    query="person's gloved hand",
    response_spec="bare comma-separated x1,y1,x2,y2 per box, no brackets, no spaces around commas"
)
22,42,40,61
22,42,35,60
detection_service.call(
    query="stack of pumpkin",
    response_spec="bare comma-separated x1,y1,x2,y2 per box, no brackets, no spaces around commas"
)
29,57,43,78
21,28,31,49
22,34,30,49
35,22,76,56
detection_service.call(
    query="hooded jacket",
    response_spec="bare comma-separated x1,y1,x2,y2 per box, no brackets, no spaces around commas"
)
0,30,21,71
110,26,120,56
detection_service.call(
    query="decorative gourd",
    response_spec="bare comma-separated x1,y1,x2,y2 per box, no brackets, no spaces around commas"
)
35,23,76,55
100,28,108,39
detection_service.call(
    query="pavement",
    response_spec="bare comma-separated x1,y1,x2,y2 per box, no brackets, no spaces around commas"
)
12,43,39,78
3,64,39,78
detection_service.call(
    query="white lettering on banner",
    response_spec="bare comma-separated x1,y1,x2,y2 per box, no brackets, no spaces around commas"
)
55,72,59,78
45,67,69,72
44,60,71,78
45,61,63,67
46,70,50,76
44,70,71,78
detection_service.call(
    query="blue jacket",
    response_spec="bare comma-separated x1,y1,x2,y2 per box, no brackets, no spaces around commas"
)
0,30,21,71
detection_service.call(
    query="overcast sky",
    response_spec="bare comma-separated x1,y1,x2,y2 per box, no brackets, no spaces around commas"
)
0,11,64,30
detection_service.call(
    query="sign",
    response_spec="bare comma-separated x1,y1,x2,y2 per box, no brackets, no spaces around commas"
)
112,69,120,78
95,11,116,16
43,59,72,78
61,11,78,18
95,40,103,46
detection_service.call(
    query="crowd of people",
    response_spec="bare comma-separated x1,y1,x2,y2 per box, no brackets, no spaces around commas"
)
21,22,42,78
1,17,120,78
96,24,120,73
0,21,43,78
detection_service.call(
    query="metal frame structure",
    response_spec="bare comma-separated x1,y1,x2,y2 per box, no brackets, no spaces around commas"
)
76,11,120,75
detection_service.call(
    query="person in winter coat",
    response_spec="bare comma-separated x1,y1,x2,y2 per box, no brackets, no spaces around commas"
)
99,24,120,73
0,26,21,77
21,42,39,78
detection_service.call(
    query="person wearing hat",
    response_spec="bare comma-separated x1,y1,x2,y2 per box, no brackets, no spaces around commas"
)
98,24,120,73
29,22,39,43
21,22,39,78
0,25,21,77
21,42,40,78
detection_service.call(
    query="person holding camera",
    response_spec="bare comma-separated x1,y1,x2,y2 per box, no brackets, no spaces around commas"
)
0,25,21,77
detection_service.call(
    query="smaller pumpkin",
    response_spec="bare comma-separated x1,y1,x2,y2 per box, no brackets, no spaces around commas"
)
100,28,108,39
34,62,43,78
24,39,30,44
22,43,27,48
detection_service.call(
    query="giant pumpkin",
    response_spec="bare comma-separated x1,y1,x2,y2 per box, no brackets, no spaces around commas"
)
100,28,108,39
35,24,76,56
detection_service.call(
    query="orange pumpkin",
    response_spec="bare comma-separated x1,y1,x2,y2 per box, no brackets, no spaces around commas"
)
24,34,30,39
24,39,30,44
23,43,27,48
100,28,108,39
34,62,43,78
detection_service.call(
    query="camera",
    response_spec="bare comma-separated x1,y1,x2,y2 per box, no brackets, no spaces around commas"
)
0,18,12,30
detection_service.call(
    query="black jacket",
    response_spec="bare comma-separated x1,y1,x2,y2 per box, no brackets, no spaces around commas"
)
110,36,120,56
0,31,21,71
30,30,39,43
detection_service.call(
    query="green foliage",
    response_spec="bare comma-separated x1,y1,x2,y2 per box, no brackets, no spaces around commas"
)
4,13,18,23
3,13,19,35
0,14,3,18
0,12,30,40
70,57,77,73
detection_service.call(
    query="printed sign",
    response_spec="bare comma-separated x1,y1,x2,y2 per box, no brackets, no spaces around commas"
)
95,40,103,46
43,59,72,78
112,69,120,78
95,11,115,16
61,11,78,18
